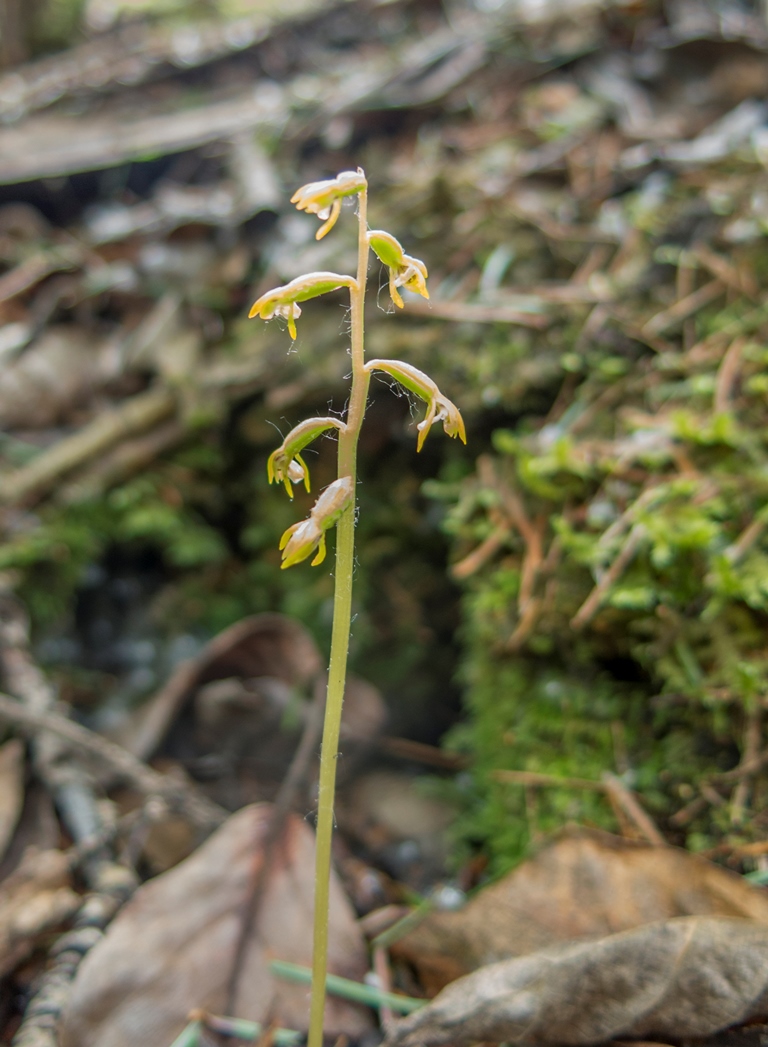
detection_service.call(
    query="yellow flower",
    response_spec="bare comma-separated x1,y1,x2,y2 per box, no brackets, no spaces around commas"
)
249,272,356,339
416,389,466,451
291,169,368,240
267,416,345,498
279,476,354,569
269,450,310,497
365,358,466,451
390,255,429,309
368,230,429,309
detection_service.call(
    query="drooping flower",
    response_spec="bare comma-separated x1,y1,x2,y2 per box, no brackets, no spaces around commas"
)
267,416,346,498
366,358,466,451
291,169,368,240
279,476,354,569
249,272,357,339
368,230,429,309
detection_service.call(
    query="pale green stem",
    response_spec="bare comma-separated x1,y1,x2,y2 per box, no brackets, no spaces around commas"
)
308,188,370,1047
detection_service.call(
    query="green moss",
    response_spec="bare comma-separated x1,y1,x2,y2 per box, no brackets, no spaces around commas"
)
436,282,768,870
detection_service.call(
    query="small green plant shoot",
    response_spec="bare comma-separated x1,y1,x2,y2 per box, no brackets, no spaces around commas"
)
248,169,465,1047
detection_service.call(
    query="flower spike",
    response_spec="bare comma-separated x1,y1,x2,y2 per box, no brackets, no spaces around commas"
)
291,169,368,240
366,358,466,451
249,272,357,339
368,230,429,308
279,476,354,569
268,416,346,498
249,170,463,1047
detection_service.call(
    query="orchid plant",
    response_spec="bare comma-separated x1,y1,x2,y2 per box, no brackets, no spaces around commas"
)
249,169,465,1047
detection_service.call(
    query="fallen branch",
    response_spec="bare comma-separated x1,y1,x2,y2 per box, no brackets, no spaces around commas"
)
0,386,176,506
0,691,225,831
0,5,318,122
57,419,186,504
0,87,288,184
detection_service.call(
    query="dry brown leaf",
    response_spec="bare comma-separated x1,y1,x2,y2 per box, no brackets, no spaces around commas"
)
0,738,25,863
126,614,325,758
59,803,373,1047
124,613,385,806
392,828,768,993
385,916,768,1047
0,847,79,977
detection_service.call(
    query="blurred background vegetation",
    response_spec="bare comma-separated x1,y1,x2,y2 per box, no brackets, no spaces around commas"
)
3,0,768,880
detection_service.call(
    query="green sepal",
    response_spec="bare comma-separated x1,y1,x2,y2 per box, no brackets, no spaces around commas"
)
365,358,437,403
368,230,407,270
249,272,356,320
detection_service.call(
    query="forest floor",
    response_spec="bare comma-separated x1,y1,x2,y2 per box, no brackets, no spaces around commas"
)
4,0,768,1044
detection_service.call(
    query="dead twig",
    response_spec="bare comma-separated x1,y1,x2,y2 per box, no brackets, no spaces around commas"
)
451,524,510,580
570,244,613,286
493,769,666,847
601,772,666,847
725,516,768,565
570,525,646,631
0,87,288,184
11,878,137,1047
517,516,545,615
0,8,303,120
692,243,759,300
505,597,544,653
0,250,78,303
492,769,606,791
0,692,224,831
0,595,140,1047
714,748,768,784
478,457,540,552
714,335,747,414
404,298,549,328
641,279,724,338
0,386,176,506
56,419,186,504
373,944,396,1032
476,457,547,638
730,706,763,826
670,783,727,828
378,736,467,771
